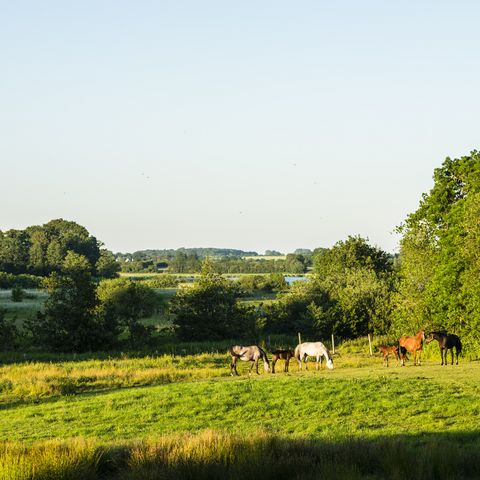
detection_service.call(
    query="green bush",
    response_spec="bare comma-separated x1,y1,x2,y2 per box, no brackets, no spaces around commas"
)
11,286,24,302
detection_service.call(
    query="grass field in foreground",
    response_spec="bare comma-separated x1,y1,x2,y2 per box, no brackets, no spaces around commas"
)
1,351,480,479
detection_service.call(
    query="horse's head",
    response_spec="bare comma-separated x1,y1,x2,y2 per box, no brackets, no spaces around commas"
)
326,357,334,370
425,332,435,344
263,358,270,373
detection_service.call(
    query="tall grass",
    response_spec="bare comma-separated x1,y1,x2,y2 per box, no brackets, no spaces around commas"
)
1,430,479,480
0,354,227,404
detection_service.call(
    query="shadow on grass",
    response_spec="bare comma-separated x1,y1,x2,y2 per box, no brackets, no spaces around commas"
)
2,430,480,480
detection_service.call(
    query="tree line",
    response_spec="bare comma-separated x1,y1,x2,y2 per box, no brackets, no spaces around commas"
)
2,150,480,353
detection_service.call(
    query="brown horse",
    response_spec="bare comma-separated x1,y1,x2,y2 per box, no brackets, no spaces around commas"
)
271,349,295,373
399,330,425,366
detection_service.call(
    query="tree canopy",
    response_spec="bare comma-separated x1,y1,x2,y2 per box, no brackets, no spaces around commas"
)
393,151,480,349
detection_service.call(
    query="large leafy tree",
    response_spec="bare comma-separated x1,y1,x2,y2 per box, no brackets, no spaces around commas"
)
26,252,104,352
313,236,394,338
394,151,480,349
96,278,158,346
169,260,255,340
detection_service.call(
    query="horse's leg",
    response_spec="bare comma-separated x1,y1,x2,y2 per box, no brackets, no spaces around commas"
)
450,348,454,366
256,358,260,374
304,355,308,370
272,357,276,374
285,357,289,372
249,360,255,374
455,347,459,365
418,349,422,366
231,357,239,376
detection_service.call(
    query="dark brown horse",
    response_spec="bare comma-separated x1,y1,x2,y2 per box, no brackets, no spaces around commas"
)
271,349,295,373
425,331,462,365
399,330,425,366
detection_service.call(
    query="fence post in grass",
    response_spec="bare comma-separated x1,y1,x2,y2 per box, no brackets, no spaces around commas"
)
368,334,373,356
331,334,335,354
298,332,302,345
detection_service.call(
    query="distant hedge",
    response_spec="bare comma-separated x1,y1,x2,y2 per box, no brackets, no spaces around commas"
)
0,272,43,289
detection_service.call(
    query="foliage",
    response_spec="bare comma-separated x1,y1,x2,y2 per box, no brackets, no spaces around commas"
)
264,279,335,336
10,286,24,303
0,219,118,279
96,278,159,347
95,249,120,279
393,151,480,350
0,308,17,350
0,272,43,289
313,236,394,338
235,273,287,294
169,260,256,340
24,253,106,352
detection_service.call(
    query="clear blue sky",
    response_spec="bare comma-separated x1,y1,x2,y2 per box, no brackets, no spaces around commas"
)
2,1,479,253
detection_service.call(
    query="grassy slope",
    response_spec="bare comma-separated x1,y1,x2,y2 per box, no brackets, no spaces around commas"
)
1,353,480,479
1,359,480,443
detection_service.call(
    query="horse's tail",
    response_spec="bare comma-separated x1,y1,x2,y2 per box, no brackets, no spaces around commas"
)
294,344,301,360
259,347,270,364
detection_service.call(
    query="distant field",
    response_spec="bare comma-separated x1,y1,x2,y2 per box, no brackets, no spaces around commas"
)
0,289,47,325
242,255,286,261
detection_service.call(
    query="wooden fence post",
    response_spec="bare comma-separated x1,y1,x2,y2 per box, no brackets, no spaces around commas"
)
368,334,373,356
298,332,302,345
331,334,335,354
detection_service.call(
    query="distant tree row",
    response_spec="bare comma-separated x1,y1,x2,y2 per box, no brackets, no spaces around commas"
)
120,251,319,274
0,219,119,278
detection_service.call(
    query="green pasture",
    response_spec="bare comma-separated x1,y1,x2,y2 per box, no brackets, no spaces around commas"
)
1,345,480,479
0,290,47,325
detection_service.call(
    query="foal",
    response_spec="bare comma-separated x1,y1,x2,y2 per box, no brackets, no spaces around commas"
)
378,345,408,367
271,349,295,373
425,331,462,365
378,345,400,367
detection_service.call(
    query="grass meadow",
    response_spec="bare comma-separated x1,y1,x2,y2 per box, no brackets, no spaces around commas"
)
1,343,480,479
2,290,480,478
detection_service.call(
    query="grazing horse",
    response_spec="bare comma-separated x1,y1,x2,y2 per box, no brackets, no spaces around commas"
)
271,349,295,373
229,345,270,376
399,330,425,366
294,342,334,370
426,331,462,365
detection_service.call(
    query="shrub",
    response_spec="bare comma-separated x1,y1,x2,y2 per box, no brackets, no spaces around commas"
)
11,286,24,302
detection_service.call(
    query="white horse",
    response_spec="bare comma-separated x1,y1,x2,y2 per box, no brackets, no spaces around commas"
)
295,342,334,370
229,345,270,376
